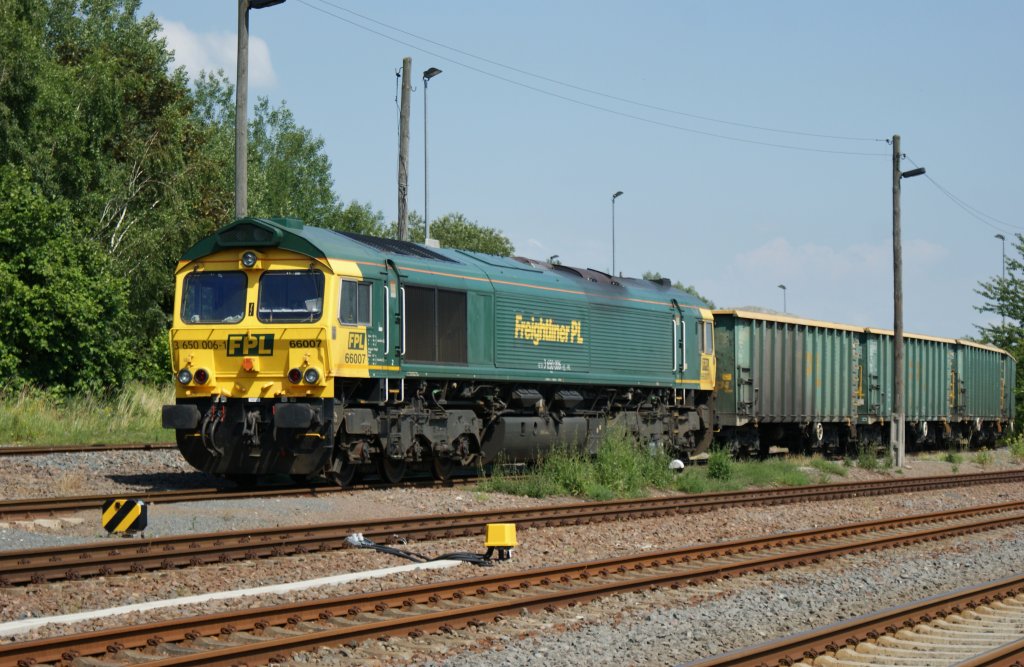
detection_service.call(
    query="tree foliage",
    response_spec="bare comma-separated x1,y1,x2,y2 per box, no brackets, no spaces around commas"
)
642,271,715,307
388,212,515,256
974,232,1024,420
0,1,517,394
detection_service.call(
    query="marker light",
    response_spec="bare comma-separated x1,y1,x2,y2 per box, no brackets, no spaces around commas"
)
193,368,210,385
176,369,193,385
241,251,258,268
287,368,302,384
303,368,320,384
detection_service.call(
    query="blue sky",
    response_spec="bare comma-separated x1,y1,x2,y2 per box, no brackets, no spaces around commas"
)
142,1,1022,340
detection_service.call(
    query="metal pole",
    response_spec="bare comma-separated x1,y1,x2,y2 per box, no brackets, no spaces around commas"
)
892,134,905,468
423,75,430,242
998,234,1006,327
235,0,249,219
611,191,623,275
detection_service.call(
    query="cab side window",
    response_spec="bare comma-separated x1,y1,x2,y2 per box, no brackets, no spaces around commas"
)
699,320,714,354
340,280,372,325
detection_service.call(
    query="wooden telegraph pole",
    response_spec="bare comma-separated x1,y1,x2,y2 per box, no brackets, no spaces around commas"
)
397,57,412,241
891,134,905,467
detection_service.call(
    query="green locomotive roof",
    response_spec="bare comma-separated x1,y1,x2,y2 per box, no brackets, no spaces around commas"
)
179,217,709,310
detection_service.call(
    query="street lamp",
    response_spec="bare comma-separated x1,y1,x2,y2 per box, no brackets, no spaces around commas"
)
891,134,925,469
235,0,286,219
611,191,623,276
777,284,787,313
422,67,442,243
996,234,1006,327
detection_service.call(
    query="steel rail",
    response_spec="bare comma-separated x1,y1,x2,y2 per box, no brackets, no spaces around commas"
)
3,502,1024,667
4,472,1024,585
682,575,1024,667
0,476,478,519
0,443,175,456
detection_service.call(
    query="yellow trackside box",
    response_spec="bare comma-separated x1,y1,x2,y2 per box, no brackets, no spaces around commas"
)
484,523,517,548
102,498,147,534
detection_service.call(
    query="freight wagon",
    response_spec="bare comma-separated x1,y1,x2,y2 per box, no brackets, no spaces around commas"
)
713,310,1016,455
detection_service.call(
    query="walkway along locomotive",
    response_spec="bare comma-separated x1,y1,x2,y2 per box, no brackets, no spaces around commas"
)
161,217,716,485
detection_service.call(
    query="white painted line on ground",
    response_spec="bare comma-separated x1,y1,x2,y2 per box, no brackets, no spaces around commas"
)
0,559,464,637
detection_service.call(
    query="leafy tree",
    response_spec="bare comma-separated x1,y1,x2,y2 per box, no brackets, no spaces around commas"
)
388,212,515,256
643,271,715,307
975,232,1024,420
0,166,134,393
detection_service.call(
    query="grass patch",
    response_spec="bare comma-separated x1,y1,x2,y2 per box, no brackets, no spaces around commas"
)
480,431,821,500
1008,436,1024,463
0,383,172,445
974,448,992,466
479,428,674,500
806,456,847,478
857,444,880,471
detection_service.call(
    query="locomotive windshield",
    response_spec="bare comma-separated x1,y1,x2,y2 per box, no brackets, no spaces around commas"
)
181,271,247,324
257,270,325,323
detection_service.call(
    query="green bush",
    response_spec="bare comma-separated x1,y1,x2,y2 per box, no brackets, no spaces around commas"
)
974,448,992,466
857,444,879,471
706,448,733,481
943,449,963,466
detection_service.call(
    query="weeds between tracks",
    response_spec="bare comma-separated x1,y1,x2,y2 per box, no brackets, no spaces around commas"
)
478,430,857,500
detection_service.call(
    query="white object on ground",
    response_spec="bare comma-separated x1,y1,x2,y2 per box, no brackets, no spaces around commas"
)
0,558,464,637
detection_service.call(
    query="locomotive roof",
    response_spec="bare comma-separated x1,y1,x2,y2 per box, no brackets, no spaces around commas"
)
180,217,709,310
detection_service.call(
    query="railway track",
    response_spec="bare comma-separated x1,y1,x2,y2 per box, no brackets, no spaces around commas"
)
3,501,1024,666
0,443,175,456
3,471,1024,586
683,575,1024,667
0,475,477,520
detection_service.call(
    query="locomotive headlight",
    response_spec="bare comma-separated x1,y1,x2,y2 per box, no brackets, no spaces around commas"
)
303,368,320,384
241,251,258,268
176,369,193,385
287,368,302,384
193,368,210,385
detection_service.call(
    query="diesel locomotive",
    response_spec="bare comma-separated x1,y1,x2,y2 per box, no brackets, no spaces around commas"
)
162,217,1016,485
161,217,716,485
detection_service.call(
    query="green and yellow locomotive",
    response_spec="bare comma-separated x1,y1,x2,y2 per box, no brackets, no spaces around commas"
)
162,217,716,485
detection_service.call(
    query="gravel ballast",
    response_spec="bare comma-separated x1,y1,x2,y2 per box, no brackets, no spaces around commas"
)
1,446,1023,666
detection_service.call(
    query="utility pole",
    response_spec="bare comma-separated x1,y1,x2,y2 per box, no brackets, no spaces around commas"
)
235,0,250,219
892,134,905,468
397,57,412,241
235,0,285,220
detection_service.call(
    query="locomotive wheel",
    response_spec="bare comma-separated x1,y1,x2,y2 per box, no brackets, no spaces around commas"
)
378,456,407,485
326,458,358,488
432,456,456,482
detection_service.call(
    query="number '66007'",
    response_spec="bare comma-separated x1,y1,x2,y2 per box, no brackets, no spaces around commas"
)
288,340,321,348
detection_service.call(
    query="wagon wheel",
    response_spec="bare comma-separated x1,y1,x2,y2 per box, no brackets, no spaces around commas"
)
378,455,407,485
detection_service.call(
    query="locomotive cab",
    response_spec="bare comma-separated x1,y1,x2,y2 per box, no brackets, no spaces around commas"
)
162,217,370,481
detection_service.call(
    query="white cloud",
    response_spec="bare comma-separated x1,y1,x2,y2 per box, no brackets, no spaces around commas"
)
158,19,277,88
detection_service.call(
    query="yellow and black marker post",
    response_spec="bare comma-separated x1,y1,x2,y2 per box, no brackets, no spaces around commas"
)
101,498,147,534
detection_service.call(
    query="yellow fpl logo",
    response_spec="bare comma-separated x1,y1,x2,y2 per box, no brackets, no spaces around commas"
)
514,313,584,346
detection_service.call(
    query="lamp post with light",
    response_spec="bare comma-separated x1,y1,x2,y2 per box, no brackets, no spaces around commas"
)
611,191,623,275
778,284,787,313
422,67,442,242
235,0,286,219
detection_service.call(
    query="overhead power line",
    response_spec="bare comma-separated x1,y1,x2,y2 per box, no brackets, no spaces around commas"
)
296,0,889,157
905,156,1023,233
308,0,883,144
